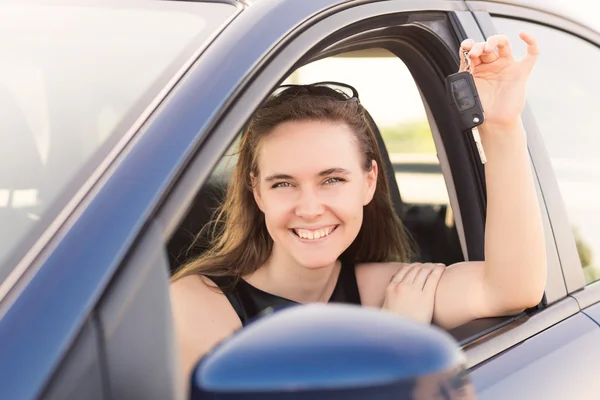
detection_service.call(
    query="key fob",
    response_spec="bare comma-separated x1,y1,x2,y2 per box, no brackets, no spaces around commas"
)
445,71,484,130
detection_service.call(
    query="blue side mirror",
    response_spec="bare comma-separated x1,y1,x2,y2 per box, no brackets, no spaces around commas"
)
191,304,476,399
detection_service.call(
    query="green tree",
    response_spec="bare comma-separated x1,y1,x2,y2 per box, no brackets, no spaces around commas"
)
380,120,435,154
574,227,597,283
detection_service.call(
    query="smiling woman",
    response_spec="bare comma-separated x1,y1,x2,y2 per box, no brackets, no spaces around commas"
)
171,83,410,285
170,82,412,375
171,31,547,375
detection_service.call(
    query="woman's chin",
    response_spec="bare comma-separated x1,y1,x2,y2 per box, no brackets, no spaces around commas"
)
293,255,339,270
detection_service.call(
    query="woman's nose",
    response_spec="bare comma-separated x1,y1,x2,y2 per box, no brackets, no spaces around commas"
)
295,188,325,219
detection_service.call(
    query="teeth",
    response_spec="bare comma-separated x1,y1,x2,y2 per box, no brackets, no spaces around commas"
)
294,226,335,240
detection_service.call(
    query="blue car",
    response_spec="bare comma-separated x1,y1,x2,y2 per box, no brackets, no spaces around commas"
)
1,0,599,399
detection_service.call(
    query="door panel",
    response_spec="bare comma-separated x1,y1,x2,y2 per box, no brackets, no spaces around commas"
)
96,221,182,400
470,312,600,399
40,318,106,400
581,300,600,326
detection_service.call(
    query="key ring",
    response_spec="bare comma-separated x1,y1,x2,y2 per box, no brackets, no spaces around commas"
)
462,49,472,73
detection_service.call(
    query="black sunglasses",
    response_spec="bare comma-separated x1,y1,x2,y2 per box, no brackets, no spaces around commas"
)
271,81,360,104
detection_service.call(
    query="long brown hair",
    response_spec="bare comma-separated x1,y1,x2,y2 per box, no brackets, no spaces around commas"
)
172,83,412,282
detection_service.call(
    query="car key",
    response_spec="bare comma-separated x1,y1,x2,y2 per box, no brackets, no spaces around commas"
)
445,50,487,164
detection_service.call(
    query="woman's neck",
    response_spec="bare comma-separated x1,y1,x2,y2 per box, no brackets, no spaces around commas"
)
245,249,341,304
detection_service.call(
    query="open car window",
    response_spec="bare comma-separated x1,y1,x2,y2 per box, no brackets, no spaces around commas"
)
168,48,465,274
284,50,464,266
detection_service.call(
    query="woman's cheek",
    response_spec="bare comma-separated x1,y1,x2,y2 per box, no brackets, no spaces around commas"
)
264,190,297,215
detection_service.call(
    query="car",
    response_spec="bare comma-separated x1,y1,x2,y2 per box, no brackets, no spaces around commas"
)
1,0,599,398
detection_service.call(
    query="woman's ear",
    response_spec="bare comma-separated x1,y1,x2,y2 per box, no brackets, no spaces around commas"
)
363,160,378,206
251,173,265,212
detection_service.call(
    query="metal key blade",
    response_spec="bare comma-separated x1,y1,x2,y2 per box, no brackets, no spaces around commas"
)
471,126,487,164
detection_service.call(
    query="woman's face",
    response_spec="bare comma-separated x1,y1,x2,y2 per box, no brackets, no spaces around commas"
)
253,120,377,269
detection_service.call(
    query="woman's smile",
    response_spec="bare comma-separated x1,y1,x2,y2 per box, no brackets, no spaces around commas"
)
290,224,339,242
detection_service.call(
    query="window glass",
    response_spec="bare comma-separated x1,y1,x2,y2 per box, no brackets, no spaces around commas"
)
285,50,463,265
0,1,236,284
493,17,600,282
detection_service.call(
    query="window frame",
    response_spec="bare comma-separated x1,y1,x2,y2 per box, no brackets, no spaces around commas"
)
470,2,600,301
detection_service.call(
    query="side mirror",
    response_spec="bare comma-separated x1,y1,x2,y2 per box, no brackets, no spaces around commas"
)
191,304,476,399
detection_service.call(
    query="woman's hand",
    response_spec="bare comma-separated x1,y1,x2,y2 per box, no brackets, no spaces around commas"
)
382,263,445,324
460,32,539,129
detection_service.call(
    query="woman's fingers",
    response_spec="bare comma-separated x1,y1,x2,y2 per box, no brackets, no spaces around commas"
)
383,263,444,325
459,39,474,71
460,38,475,52
460,33,538,71
460,34,516,67
390,264,416,283
468,41,486,59
424,265,445,295
413,264,435,289
520,31,540,72
401,264,421,284
488,34,512,59
520,31,540,56
391,263,443,289
478,35,504,63
460,40,486,69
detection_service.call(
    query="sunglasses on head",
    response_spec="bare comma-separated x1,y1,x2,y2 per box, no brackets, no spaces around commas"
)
271,81,360,104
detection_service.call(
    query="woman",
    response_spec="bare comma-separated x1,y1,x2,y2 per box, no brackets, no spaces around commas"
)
170,33,547,376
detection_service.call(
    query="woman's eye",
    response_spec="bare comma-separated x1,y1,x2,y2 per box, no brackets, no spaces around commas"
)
272,182,293,189
324,177,344,185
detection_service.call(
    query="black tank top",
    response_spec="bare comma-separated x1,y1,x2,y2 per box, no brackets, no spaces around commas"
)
205,260,361,326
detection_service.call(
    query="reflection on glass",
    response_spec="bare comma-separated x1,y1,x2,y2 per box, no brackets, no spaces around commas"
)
493,17,600,282
0,1,234,284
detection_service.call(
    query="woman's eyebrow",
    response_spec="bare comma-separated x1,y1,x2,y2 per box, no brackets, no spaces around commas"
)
264,168,351,182
319,168,351,176
264,173,294,182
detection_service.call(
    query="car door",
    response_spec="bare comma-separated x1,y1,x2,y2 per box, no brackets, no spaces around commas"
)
463,2,600,399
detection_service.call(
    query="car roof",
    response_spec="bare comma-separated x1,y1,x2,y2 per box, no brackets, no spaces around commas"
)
472,0,599,33
236,0,599,34
171,0,597,33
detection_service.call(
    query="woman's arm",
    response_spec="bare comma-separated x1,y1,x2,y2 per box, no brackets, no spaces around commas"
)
433,33,547,329
170,276,242,378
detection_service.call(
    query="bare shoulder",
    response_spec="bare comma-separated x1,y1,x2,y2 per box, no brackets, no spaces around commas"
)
169,274,241,333
169,275,241,377
355,262,405,307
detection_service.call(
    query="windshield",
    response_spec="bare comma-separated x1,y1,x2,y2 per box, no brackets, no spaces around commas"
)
0,0,237,285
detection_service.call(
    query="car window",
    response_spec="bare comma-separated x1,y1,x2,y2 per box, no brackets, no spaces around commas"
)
0,1,237,285
284,50,463,265
492,17,600,283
